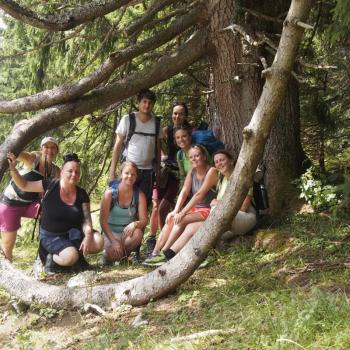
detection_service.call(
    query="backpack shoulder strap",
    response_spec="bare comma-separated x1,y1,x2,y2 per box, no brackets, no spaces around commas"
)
124,112,136,150
110,179,121,209
131,185,139,214
154,116,161,160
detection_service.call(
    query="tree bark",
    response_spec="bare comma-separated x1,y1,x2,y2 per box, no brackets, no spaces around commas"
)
0,0,136,31
207,0,306,215
0,0,314,308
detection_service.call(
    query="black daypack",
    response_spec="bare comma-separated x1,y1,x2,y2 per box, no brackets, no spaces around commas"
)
120,112,161,164
253,164,269,212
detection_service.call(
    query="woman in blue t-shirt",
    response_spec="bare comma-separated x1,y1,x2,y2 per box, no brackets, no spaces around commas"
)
7,152,103,273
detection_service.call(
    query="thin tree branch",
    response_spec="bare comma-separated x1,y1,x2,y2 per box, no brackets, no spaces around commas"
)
0,0,136,31
124,0,178,37
0,26,85,62
240,6,284,24
0,4,204,113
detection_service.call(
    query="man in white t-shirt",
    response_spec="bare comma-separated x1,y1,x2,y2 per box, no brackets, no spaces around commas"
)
109,89,163,206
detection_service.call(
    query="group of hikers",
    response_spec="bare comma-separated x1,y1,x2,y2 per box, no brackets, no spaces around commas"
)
0,89,257,274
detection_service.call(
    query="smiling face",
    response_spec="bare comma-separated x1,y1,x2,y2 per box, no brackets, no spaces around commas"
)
174,128,191,150
61,161,80,186
41,141,58,162
120,163,137,186
172,105,186,127
189,146,207,168
214,152,234,177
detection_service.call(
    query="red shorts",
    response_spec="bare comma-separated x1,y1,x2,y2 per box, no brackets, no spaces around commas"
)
189,207,211,219
0,201,39,232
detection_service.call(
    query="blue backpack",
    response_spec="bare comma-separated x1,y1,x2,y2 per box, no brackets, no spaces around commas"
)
191,129,225,154
109,179,139,215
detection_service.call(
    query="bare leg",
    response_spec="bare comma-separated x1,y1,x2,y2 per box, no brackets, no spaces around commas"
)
1,231,17,261
104,238,125,262
88,231,104,254
162,213,204,251
53,246,79,266
171,221,204,253
158,199,173,229
149,199,159,237
152,219,174,254
124,228,144,254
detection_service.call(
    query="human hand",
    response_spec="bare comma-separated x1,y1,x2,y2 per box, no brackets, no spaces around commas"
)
123,222,136,237
7,152,17,170
165,210,176,224
110,238,124,257
174,212,185,225
80,235,93,255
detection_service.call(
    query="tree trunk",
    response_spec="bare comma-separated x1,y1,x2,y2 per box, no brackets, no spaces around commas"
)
207,0,306,215
0,0,314,308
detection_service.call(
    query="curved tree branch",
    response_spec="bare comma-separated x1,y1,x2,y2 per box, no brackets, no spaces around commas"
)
125,0,178,37
0,0,135,31
0,0,313,308
0,4,204,114
0,29,208,180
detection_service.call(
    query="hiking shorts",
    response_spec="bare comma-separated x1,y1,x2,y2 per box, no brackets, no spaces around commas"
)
40,227,83,254
189,207,211,219
0,201,39,232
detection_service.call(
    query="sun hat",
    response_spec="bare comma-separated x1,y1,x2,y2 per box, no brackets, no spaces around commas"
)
40,136,59,149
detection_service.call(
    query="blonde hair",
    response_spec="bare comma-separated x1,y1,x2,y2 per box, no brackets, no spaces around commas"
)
119,160,138,177
189,144,208,162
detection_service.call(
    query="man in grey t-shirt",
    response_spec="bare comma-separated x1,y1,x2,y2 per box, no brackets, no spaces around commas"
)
109,89,163,206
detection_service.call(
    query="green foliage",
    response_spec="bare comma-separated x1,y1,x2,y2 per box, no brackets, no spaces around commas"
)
295,167,339,211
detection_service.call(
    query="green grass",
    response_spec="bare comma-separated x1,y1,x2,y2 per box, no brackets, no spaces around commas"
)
1,212,350,349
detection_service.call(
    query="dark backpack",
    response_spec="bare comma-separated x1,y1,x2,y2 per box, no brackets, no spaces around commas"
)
191,129,225,155
252,164,269,212
120,112,161,163
109,179,139,217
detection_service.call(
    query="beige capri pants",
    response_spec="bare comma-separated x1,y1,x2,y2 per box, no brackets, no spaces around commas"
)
221,204,257,241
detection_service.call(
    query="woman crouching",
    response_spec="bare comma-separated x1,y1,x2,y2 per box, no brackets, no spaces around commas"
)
7,152,104,273
100,161,147,264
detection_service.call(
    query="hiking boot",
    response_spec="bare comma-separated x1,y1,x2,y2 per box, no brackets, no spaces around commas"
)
44,254,64,274
146,236,157,258
130,251,142,265
73,255,92,272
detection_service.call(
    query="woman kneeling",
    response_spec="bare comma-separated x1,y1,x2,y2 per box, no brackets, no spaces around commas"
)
7,152,104,273
100,161,147,264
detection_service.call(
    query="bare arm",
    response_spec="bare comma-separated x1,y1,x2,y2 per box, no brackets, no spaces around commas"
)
179,167,218,215
7,152,44,192
240,195,252,212
173,170,193,213
136,191,148,230
16,151,36,168
108,133,125,181
99,189,116,242
81,202,94,237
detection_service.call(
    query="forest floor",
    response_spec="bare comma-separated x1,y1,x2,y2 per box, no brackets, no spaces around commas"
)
1,208,350,350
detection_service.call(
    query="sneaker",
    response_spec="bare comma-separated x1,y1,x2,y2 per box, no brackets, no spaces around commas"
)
143,252,166,265
129,251,142,265
146,236,157,258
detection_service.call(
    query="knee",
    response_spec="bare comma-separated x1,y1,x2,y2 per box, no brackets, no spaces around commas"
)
93,232,104,252
56,247,79,266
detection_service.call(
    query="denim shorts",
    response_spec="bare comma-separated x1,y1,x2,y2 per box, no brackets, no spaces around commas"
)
40,227,83,254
